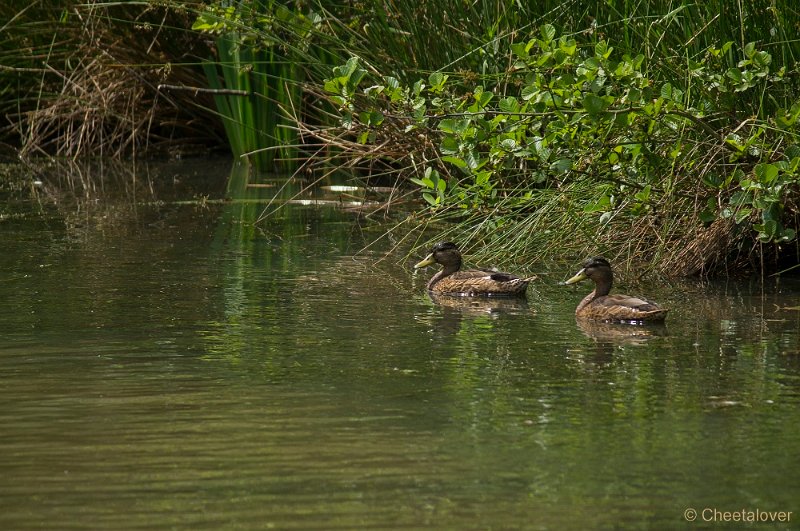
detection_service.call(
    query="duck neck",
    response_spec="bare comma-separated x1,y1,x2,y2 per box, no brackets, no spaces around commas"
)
427,258,461,290
443,254,462,274
593,276,612,297
575,272,613,315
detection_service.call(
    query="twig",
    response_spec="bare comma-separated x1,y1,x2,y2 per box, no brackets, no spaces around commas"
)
157,84,250,96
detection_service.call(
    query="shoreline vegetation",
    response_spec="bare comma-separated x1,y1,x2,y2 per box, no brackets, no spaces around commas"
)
2,1,800,277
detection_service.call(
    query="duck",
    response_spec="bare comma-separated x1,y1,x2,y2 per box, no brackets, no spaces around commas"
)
414,241,533,296
564,256,667,322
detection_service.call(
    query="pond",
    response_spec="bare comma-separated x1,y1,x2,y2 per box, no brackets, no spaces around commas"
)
1,159,799,529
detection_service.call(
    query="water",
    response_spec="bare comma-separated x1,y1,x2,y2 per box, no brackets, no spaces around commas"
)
1,160,799,529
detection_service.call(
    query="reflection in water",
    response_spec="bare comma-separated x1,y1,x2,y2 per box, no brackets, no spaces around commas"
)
427,291,534,316
415,291,537,346
575,318,668,345
2,160,800,529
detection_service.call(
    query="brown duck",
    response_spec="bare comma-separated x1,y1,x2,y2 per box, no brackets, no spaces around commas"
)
414,241,533,296
565,257,667,322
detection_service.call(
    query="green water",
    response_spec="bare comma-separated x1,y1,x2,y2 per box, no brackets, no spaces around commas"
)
1,161,799,530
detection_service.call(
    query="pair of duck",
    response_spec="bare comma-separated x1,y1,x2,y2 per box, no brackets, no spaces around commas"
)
414,241,667,323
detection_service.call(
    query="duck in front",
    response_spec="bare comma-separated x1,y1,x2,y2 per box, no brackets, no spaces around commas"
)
564,257,667,323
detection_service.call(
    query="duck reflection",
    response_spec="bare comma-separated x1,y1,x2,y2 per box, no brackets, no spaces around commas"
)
576,318,668,346
428,291,534,317
416,292,535,343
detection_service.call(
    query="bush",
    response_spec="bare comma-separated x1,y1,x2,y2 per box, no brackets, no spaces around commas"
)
322,24,800,275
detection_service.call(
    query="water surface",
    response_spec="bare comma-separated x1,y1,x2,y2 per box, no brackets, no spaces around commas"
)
1,160,799,529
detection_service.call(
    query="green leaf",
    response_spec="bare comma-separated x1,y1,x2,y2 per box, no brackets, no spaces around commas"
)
500,138,517,151
521,85,539,101
441,155,468,169
583,57,601,71
475,171,491,186
595,41,612,59
763,201,782,221
582,93,608,116
779,228,796,242
660,83,683,102
476,90,493,108
702,173,724,189
753,50,772,68
510,42,529,58
558,36,577,55
341,111,353,129
438,119,459,134
634,184,651,202
755,163,779,184
499,97,520,113
729,190,750,207
550,158,572,173
323,79,341,95
584,194,611,213
464,151,479,169
536,91,557,107
725,134,745,152
726,68,743,83
755,219,778,241
333,57,359,79
699,207,717,223
786,144,800,160
734,208,752,224
349,67,366,88
440,136,459,155
540,24,556,43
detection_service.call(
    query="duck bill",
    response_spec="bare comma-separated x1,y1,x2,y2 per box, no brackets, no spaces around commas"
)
414,253,436,269
564,269,588,285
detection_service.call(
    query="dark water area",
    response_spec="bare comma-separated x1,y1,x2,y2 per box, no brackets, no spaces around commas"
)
1,160,799,529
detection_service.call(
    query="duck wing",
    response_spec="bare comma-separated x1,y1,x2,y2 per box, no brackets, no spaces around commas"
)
460,267,536,282
587,294,668,322
433,268,532,296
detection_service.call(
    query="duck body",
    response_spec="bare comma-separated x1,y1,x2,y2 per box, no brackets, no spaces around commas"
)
565,257,667,323
415,242,533,296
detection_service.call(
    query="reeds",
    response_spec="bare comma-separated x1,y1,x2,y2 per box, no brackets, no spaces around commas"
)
199,15,308,171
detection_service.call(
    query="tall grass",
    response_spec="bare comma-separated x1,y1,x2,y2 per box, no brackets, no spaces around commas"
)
300,0,798,87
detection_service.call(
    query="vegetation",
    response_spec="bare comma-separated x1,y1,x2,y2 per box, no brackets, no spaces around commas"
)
0,1,225,159
323,28,800,276
3,0,800,276
192,2,320,170
326,2,800,276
